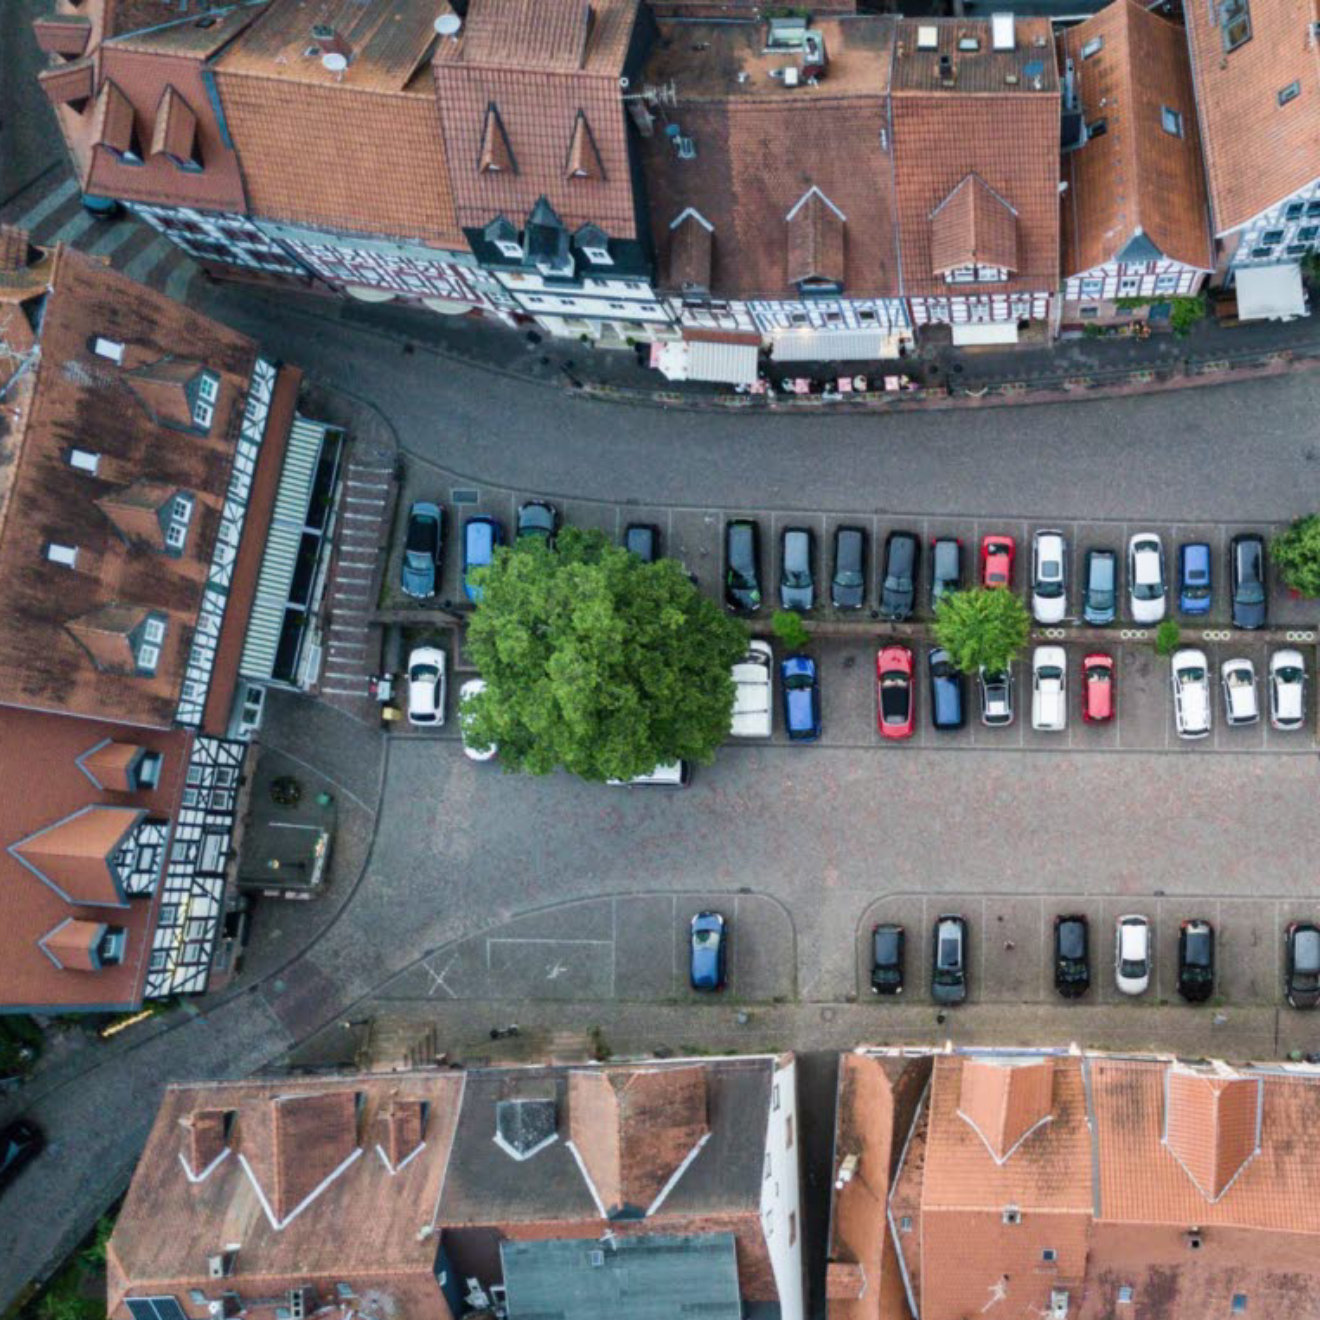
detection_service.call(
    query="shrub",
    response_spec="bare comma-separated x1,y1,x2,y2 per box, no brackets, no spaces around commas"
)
1155,619,1181,656
771,610,810,652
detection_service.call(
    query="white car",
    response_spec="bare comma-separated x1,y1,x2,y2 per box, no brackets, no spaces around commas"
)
1269,649,1307,731
730,640,773,738
1031,646,1067,731
459,678,496,761
1127,533,1166,624
1115,915,1151,995
1170,648,1210,739
1031,530,1068,624
1220,658,1259,727
406,646,446,726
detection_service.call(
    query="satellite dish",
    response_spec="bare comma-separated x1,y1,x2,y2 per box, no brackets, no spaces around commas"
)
434,13,462,36
321,51,348,73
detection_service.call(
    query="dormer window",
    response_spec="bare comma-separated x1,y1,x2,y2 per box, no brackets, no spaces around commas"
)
68,448,100,475
946,264,1007,284
581,244,612,266
46,542,78,568
165,493,194,553
494,237,523,260
98,927,127,966
93,337,125,364
136,615,167,674
1221,0,1250,51
192,371,219,430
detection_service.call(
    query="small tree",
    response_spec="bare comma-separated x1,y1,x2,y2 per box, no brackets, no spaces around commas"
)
464,528,748,780
771,609,810,652
932,588,1030,674
1272,514,1320,598
1154,619,1181,657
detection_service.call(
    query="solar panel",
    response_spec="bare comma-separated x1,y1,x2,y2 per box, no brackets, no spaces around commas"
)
126,1301,158,1320
153,1298,188,1320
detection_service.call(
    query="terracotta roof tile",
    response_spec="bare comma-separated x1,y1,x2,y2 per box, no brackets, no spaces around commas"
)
41,918,107,972
377,1097,427,1170
123,356,202,429
667,209,714,292
457,0,595,71
95,481,176,552
826,1262,866,1300
1059,1,1213,275
33,15,92,57
929,173,1019,275
565,109,606,180
479,102,517,174
0,226,34,274
955,1056,1054,1161
180,1107,231,1178
786,189,847,286
1185,0,1320,233
95,78,138,157
39,60,96,111
1164,1068,1262,1202
148,85,197,165
79,741,146,793
12,805,143,908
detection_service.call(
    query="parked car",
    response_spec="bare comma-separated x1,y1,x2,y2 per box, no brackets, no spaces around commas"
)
1177,918,1216,1003
1229,533,1267,630
1221,658,1259,727
690,912,727,991
1177,542,1212,616
1171,648,1211,739
781,654,821,741
879,531,919,621
0,1119,43,1194
1081,653,1115,723
928,647,966,731
831,526,868,611
1127,533,1166,624
929,537,963,612
1053,914,1090,998
406,646,447,726
458,678,496,761
1269,649,1307,730
1115,915,1151,995
462,515,503,602
1031,530,1068,624
724,519,762,613
1285,921,1320,1009
609,762,692,787
981,535,1015,589
730,640,774,738
516,500,558,544
978,666,1013,727
1031,645,1067,732
1082,548,1117,626
624,522,660,562
870,923,906,995
931,914,968,1005
876,645,915,740
780,527,816,611
401,501,442,599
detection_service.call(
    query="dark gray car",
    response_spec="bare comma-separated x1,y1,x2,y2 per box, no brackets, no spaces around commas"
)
880,531,919,621
780,527,815,611
930,537,963,612
1083,549,1117,626
831,526,867,610
931,914,968,1005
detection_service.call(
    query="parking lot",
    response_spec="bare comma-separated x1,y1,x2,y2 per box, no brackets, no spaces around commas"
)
853,892,1312,1006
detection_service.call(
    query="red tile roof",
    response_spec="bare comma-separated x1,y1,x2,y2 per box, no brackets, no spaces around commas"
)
929,173,1020,275
42,918,107,972
1059,0,1213,275
12,805,143,908
33,16,92,58
1185,0,1320,234
954,1056,1054,1161
786,190,847,286
1164,1069,1262,1202
80,741,144,793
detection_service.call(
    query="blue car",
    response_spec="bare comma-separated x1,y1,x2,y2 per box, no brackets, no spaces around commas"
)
690,911,727,990
463,515,504,602
781,655,821,741
1178,542,1212,615
400,501,442,599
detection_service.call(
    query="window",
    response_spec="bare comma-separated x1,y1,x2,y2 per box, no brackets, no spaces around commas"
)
899,1216,912,1233
1161,107,1184,137
1003,1208,1021,1225
1285,203,1304,220
46,542,78,568
1080,306,1099,318
1081,36,1103,57
764,1152,772,1180
1231,1296,1247,1314
68,448,100,474
1251,246,1275,259
785,1115,794,1148
494,238,523,260
1277,80,1300,106
1308,202,1320,217
192,372,220,429
1080,277,1104,298
143,617,166,645
97,927,126,966
1261,229,1285,244
772,1083,781,1110
1087,118,1107,138
1298,227,1319,242
166,522,188,550
137,644,160,673
1287,244,1310,255
582,245,612,266
1042,1249,1057,1263
1221,0,1250,51
1118,1287,1134,1305
93,336,124,364
1156,273,1181,293
789,1211,797,1246
197,374,219,404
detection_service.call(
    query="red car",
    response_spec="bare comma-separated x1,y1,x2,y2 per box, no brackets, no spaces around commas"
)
1082,653,1115,723
876,645,915,740
981,535,1015,589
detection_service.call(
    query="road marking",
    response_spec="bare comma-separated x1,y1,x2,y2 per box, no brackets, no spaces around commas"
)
164,261,198,303
49,210,95,247
83,220,143,258
121,237,174,283
8,177,78,231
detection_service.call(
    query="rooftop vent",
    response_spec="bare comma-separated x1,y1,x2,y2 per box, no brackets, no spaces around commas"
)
917,24,939,50
310,23,352,63
939,53,955,85
991,13,1015,51
434,13,462,37
1050,1291,1070,1320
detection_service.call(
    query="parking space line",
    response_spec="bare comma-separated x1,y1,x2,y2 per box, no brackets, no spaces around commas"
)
671,895,678,997
1039,896,1049,1002
611,897,618,999
978,895,988,1002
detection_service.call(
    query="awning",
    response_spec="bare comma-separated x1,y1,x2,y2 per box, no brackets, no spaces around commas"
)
1235,264,1308,322
951,321,1019,346
687,339,759,385
771,328,902,362
239,416,329,681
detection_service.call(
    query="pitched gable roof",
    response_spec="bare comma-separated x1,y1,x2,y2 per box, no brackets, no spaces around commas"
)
565,109,606,180
479,103,516,174
929,173,1019,275
666,209,714,293
956,1057,1054,1162
11,805,143,907
786,188,846,286
39,60,96,110
94,78,139,157
39,918,108,971
149,86,197,166
78,740,149,793
457,0,594,72
1164,1067,1262,1202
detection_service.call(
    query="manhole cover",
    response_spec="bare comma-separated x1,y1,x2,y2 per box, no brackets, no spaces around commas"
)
451,488,480,505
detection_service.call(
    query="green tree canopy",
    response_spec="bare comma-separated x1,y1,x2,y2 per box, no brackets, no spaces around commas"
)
463,528,748,780
1271,514,1320,598
932,587,1031,674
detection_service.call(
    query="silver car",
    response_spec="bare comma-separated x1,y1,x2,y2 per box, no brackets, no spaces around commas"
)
1127,533,1166,625
1220,658,1259,727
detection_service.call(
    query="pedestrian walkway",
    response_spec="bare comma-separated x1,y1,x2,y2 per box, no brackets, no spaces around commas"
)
0,169,201,303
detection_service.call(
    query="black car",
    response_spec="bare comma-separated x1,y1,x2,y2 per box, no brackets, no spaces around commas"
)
1082,548,1118,626
1229,533,1267,629
0,1119,43,1194
400,500,442,599
725,519,762,613
931,914,968,1005
928,646,965,730
929,537,963,612
517,500,558,544
870,923,906,995
780,527,815,611
1177,918,1215,1002
1285,921,1320,1009
831,526,868,610
624,523,660,562
1053,914,1090,998
880,531,920,622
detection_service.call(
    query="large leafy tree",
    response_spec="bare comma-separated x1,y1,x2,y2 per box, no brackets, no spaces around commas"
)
463,528,748,779
1271,514,1320,598
933,587,1031,674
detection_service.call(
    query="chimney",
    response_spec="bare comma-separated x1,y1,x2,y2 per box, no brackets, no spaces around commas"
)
939,54,956,86
310,23,353,62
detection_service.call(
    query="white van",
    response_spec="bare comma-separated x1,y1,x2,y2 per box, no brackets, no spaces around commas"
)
1031,646,1067,732
730,640,773,738
608,761,691,788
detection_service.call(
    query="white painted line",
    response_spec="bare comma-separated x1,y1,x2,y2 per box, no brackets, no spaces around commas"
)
321,686,369,696
344,512,383,523
83,220,144,258
49,210,95,247
122,237,171,282
346,480,390,492
164,261,198,303
11,177,77,231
